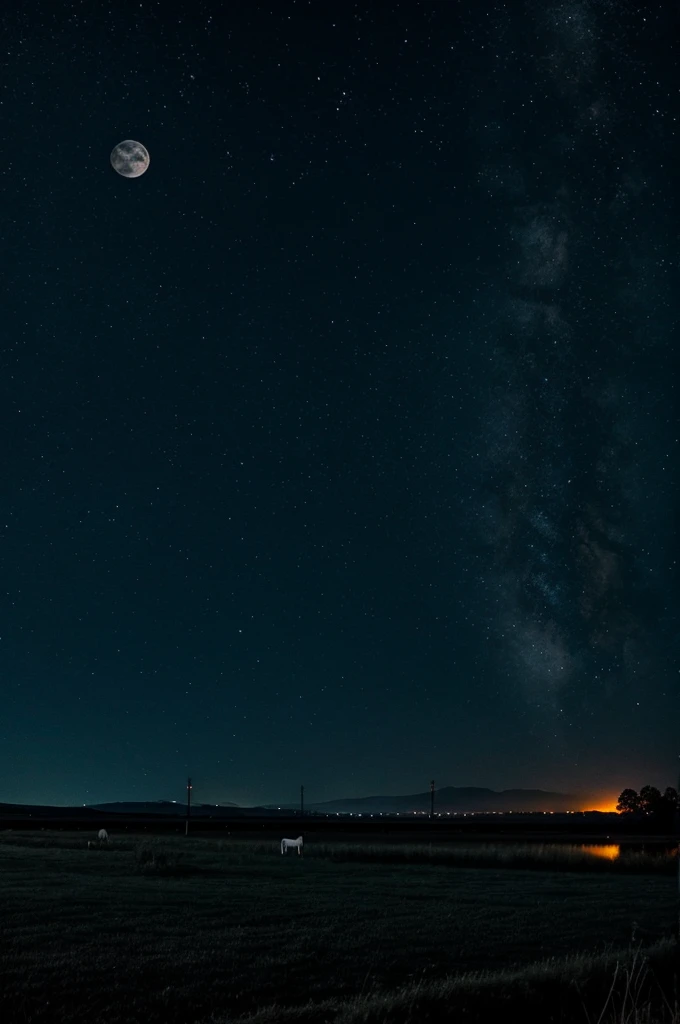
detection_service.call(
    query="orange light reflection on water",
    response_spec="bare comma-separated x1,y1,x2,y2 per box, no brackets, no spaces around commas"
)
582,844,620,860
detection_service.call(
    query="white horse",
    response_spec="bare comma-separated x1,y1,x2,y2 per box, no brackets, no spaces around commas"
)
97,829,109,842
281,835,303,855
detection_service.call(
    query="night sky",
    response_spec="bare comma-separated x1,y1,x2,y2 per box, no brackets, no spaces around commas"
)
2,1,678,809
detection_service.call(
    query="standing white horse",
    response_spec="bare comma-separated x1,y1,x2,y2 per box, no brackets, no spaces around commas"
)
281,835,303,855
98,829,109,842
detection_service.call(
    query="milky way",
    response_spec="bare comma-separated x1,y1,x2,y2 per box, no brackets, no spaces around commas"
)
475,1,677,735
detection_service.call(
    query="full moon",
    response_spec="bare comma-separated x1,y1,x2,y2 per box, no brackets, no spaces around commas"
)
110,140,150,178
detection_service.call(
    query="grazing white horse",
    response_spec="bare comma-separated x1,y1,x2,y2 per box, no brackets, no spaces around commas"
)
281,835,303,855
97,829,109,842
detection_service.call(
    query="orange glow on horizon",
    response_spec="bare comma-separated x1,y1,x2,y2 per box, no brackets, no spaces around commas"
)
579,797,620,813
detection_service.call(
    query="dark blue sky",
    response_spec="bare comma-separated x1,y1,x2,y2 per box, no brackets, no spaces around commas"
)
2,1,678,808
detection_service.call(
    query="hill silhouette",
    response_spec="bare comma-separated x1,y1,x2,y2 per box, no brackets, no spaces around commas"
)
0,786,586,818
303,786,580,814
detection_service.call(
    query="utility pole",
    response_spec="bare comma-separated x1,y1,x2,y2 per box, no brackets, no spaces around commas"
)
430,779,435,820
185,776,192,836
300,784,304,818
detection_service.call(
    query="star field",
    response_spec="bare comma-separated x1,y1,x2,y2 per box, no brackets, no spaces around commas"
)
1,0,678,809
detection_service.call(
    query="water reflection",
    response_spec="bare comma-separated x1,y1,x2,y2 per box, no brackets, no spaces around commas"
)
580,844,620,860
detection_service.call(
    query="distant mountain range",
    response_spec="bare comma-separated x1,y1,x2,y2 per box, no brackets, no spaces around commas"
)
90,788,583,815
0,787,593,818
295,786,582,814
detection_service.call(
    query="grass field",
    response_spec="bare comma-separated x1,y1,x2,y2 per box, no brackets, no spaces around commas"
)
1,831,678,1023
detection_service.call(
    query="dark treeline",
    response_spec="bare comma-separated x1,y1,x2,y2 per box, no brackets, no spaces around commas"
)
616,786,678,829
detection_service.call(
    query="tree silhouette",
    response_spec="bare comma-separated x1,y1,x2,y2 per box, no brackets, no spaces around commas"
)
659,787,679,829
662,786,678,809
639,785,662,816
616,788,641,814
616,785,678,827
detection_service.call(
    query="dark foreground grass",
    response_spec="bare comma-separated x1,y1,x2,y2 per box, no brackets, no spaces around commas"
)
1,832,678,1023
225,941,680,1024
